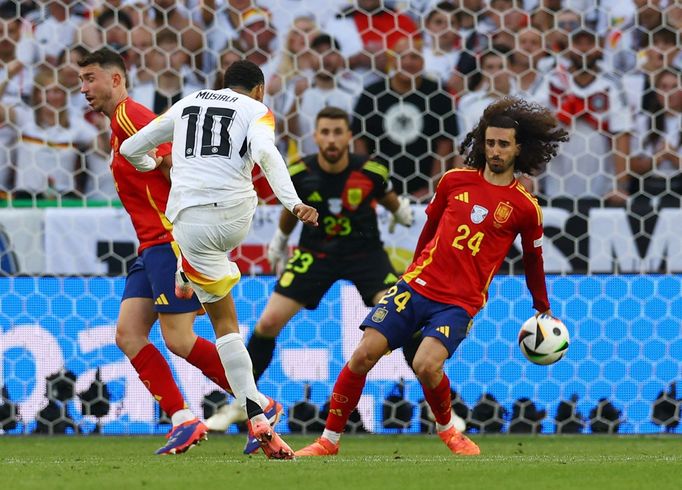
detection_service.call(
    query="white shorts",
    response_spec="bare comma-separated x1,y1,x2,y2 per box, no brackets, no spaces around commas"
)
172,197,257,303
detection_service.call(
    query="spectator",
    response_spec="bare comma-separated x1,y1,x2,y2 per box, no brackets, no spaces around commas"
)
630,68,682,207
267,14,318,142
352,36,456,201
324,0,419,84
79,7,134,51
237,8,279,81
131,29,204,114
530,0,562,32
144,0,204,73
56,45,90,117
288,34,361,156
4,68,96,199
602,0,661,74
421,2,461,84
202,0,253,72
16,0,91,66
533,29,633,205
0,7,32,193
458,48,515,140
621,27,676,114
510,28,551,94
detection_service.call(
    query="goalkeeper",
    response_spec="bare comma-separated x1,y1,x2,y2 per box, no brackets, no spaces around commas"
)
208,106,415,446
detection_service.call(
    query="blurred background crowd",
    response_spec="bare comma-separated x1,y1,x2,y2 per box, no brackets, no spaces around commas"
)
0,0,680,208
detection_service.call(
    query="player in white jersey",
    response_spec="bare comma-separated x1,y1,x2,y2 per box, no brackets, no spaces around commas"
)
121,60,318,460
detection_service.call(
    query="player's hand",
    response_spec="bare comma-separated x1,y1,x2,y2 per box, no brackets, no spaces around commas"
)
293,203,318,227
535,309,554,319
267,229,289,275
388,196,414,233
147,150,163,167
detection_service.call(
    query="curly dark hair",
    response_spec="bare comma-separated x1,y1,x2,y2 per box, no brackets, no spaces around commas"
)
459,96,569,175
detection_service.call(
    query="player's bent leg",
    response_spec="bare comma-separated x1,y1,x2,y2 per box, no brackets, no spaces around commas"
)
158,311,199,359
116,297,157,359
117,299,207,455
413,337,479,456
296,328,388,457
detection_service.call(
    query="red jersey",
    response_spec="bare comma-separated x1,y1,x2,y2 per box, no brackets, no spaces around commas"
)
404,169,550,317
109,97,174,253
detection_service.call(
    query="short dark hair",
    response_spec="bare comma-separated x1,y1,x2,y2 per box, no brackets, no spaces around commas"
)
223,60,264,91
459,96,569,176
315,106,350,126
78,48,128,82
311,33,341,52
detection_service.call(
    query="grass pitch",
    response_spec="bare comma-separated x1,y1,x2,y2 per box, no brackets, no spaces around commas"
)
1,435,680,490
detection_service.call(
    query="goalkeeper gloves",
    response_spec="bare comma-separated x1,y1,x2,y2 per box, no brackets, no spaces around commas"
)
388,196,414,233
267,228,290,275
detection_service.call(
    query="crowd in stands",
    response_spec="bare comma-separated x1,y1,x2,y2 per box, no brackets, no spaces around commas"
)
0,0,680,208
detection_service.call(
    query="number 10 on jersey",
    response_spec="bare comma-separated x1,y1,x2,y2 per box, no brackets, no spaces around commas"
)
182,105,236,158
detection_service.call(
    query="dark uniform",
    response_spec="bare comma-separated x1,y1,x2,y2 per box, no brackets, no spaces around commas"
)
275,153,398,309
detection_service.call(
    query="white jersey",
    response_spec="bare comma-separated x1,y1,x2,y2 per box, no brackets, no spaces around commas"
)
120,88,302,222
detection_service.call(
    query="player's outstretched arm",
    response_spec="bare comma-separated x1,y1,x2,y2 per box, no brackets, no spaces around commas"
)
120,114,174,172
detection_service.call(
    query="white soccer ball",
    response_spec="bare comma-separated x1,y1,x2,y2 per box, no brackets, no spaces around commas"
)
518,314,569,365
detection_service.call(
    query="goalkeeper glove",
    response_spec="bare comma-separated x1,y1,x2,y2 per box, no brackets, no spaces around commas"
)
388,196,414,233
267,228,290,275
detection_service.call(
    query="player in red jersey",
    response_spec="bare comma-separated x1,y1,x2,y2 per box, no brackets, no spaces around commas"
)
78,48,282,455
297,97,569,457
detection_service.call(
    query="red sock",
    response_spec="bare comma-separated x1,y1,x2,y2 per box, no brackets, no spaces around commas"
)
421,374,452,426
186,336,232,394
325,364,367,433
130,343,186,416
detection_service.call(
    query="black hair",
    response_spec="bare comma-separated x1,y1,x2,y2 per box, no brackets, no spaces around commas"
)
77,47,128,86
459,96,570,175
223,60,265,91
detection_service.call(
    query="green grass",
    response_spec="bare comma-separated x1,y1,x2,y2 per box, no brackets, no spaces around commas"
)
1,435,681,489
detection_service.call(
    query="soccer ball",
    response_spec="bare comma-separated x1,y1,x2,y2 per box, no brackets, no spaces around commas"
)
518,314,569,365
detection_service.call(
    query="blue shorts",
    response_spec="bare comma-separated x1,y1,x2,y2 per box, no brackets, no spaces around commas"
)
122,242,201,313
361,281,472,358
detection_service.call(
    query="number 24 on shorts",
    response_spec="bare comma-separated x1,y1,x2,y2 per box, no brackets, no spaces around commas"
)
378,285,412,312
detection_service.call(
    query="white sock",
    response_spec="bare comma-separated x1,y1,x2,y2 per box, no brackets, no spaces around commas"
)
436,419,455,433
216,333,267,424
171,408,195,427
322,429,341,445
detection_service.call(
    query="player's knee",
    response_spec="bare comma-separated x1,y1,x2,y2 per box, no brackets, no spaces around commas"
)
255,313,285,337
163,335,193,358
349,344,382,374
115,324,146,358
412,357,443,386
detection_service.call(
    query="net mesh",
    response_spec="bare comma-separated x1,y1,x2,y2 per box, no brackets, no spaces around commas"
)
1,0,682,435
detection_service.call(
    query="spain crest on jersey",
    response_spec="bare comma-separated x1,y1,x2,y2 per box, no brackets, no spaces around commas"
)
494,202,513,223
470,205,489,224
347,188,363,209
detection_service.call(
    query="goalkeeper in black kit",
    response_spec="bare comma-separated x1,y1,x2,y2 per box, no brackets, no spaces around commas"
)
207,106,415,448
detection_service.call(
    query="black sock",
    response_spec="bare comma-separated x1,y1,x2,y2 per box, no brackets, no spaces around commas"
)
247,332,277,383
245,397,263,419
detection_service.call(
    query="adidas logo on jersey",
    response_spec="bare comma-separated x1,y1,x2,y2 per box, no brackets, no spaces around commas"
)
436,325,450,338
455,192,469,203
155,294,169,305
307,191,323,202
